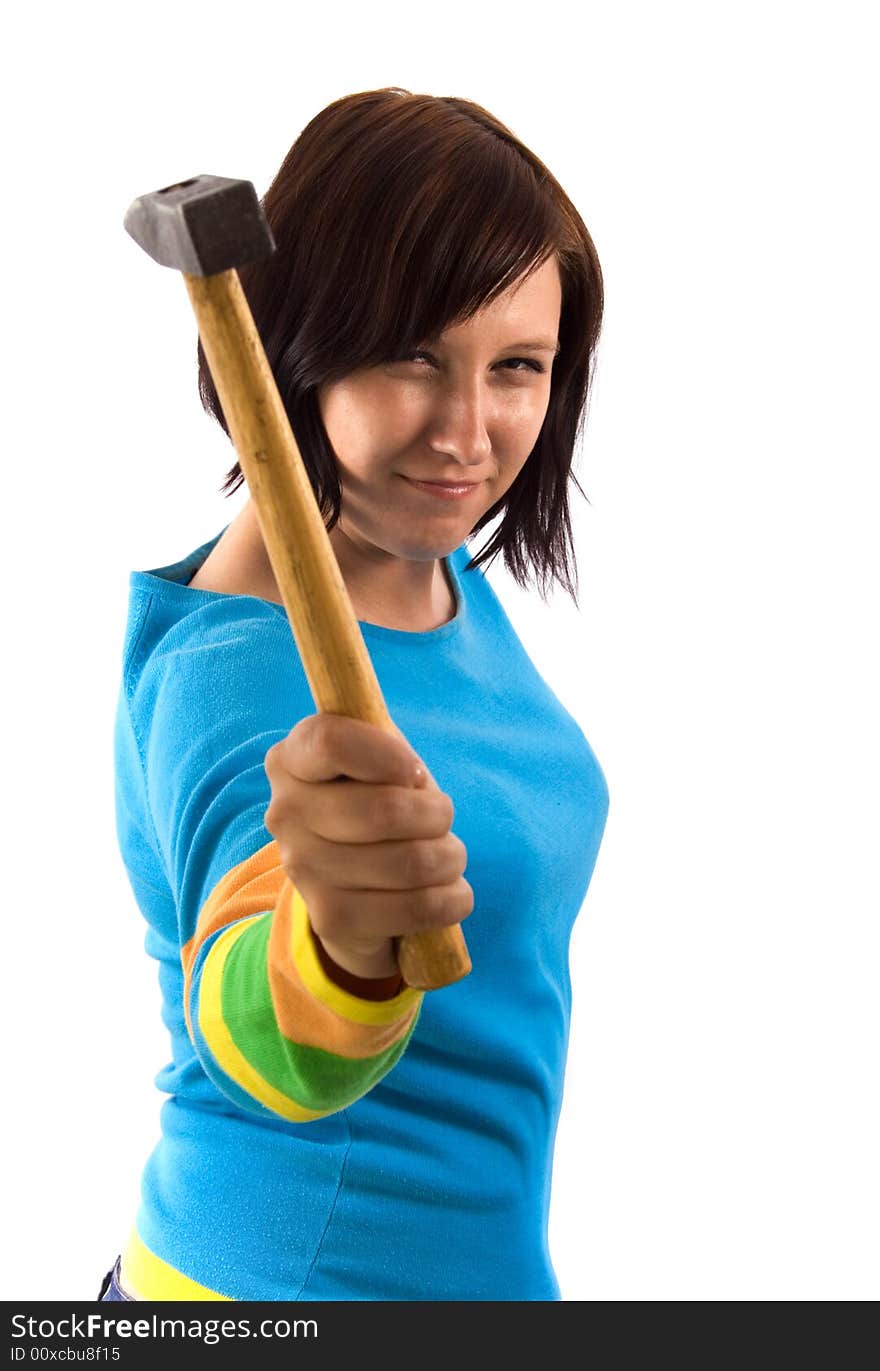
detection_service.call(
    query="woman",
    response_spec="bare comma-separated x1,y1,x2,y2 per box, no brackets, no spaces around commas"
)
103,87,610,1302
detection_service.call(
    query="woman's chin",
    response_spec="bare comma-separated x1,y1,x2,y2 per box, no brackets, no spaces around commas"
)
385,533,467,563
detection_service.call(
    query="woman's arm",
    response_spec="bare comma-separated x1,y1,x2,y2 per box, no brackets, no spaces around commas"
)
118,613,423,1123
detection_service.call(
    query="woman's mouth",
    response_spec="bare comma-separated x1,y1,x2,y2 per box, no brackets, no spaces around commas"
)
402,476,483,500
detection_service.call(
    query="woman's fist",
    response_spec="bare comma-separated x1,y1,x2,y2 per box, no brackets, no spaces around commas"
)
264,714,473,978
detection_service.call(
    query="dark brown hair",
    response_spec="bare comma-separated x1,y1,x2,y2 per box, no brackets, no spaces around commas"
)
197,87,603,602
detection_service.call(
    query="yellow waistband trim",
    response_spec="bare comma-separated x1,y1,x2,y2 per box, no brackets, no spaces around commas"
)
121,1228,231,1301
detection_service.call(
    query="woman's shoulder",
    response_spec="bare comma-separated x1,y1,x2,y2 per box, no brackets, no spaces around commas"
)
123,532,292,704
185,523,285,605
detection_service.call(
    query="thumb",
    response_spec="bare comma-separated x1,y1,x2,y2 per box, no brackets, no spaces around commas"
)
388,719,432,789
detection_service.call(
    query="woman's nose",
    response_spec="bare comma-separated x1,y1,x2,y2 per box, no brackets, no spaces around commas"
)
426,383,493,466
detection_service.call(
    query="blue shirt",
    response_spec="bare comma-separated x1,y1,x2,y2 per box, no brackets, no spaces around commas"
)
112,526,610,1300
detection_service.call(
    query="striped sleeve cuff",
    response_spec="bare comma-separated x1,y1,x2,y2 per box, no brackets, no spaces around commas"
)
278,879,422,1028
183,865,423,1121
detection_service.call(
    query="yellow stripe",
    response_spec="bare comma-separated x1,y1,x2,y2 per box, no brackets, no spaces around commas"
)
198,915,329,1122
181,839,287,1049
121,1228,231,1301
289,883,423,1024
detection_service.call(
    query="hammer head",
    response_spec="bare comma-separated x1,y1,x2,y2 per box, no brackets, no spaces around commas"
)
123,174,275,276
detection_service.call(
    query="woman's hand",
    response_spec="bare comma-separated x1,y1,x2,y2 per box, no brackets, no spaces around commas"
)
264,714,473,979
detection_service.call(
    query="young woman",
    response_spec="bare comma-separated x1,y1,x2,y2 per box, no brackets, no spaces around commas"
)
104,86,610,1302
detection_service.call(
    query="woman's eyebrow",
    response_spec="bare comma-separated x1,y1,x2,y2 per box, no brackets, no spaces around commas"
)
508,339,561,355
426,337,561,355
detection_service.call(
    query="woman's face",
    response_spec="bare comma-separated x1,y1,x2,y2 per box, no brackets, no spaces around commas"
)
317,255,563,565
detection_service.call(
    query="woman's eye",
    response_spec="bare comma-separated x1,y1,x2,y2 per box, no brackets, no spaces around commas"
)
502,358,545,374
392,352,544,374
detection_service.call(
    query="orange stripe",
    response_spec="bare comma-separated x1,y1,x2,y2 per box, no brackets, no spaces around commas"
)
267,879,423,1054
182,839,285,1042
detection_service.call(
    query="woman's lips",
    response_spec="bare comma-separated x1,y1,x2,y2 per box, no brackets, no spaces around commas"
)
402,477,483,500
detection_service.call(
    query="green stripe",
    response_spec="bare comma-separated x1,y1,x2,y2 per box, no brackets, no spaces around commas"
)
217,915,420,1112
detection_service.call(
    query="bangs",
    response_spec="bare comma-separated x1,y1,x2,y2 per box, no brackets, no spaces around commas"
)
347,135,565,358
260,95,571,384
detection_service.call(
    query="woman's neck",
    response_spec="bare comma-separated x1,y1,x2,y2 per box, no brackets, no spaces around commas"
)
238,500,456,631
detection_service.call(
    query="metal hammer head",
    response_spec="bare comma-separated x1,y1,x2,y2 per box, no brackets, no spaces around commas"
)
123,174,275,276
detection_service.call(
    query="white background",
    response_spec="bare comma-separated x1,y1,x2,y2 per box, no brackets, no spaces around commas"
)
2,1,877,1302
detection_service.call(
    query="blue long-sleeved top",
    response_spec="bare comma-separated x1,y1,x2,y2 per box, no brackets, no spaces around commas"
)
112,525,610,1300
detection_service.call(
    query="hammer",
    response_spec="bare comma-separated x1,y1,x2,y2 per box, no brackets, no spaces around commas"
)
123,174,472,992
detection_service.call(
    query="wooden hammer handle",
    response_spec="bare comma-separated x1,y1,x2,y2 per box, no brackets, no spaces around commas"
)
182,269,472,992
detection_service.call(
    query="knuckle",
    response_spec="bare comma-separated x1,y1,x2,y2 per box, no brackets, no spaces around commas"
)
265,790,295,838
298,713,325,753
267,736,299,785
294,713,332,760
265,740,289,783
377,788,411,832
315,711,342,744
405,888,434,929
265,798,286,837
413,880,473,929
416,885,450,927
404,839,439,887
452,833,468,873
